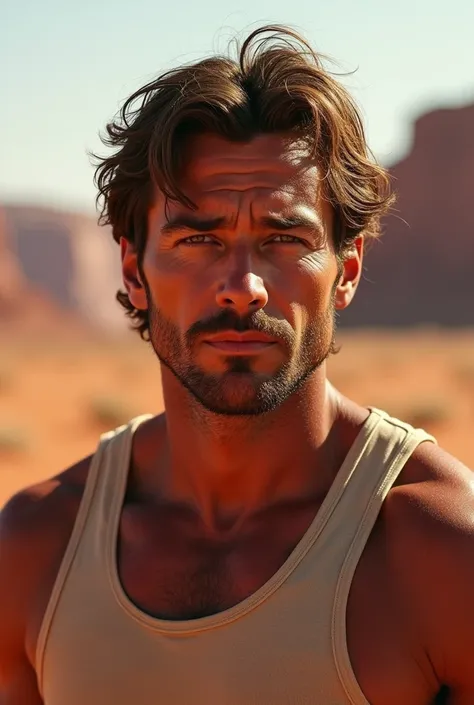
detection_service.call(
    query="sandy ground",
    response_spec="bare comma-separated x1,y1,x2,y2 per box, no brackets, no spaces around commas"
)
1,329,473,505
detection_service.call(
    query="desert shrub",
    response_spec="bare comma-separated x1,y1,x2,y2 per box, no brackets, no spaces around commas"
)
87,395,133,429
453,361,474,388
403,400,451,429
0,426,30,454
0,364,14,393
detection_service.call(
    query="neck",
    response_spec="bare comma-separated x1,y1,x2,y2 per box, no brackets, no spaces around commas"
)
157,366,350,531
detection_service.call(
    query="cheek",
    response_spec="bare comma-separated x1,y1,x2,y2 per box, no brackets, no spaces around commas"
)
288,253,338,313
142,247,208,323
270,259,334,344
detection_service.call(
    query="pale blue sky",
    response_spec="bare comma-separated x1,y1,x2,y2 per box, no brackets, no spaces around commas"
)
2,0,473,214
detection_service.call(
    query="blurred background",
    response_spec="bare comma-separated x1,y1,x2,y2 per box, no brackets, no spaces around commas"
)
1,0,473,502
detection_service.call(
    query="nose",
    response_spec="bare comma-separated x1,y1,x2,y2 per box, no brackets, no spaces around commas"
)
216,263,269,316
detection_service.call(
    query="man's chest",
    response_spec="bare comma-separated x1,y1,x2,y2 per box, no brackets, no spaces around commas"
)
117,499,316,619
116,501,441,705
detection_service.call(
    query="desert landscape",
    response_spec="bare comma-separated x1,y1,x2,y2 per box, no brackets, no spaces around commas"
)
1,99,473,505
1,328,473,505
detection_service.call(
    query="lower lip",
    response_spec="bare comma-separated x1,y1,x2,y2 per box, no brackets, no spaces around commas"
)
205,341,276,354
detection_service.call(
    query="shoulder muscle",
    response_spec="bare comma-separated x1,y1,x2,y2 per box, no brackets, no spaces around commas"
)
0,457,92,681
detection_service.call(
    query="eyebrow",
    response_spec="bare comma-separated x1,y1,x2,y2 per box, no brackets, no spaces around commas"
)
160,213,323,235
259,215,322,232
160,216,228,235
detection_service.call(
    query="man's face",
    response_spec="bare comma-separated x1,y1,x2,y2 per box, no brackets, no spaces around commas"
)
123,133,361,415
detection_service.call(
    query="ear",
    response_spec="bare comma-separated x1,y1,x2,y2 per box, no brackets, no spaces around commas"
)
120,237,148,311
334,236,364,311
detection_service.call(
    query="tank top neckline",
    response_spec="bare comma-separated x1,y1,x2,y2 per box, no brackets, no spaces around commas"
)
105,408,384,634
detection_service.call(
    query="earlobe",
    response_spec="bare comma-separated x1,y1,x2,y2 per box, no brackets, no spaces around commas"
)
334,237,364,311
120,237,148,311
334,279,357,310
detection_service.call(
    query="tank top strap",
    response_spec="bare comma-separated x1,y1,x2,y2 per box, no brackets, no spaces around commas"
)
35,414,152,690
330,407,436,703
94,414,152,525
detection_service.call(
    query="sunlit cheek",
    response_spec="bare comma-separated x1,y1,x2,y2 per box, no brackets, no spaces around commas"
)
289,302,307,349
298,253,338,308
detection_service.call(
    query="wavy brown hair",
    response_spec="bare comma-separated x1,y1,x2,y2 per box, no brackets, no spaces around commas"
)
94,24,395,340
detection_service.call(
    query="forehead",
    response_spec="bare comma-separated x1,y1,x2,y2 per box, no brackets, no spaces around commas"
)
151,133,332,223
183,133,320,201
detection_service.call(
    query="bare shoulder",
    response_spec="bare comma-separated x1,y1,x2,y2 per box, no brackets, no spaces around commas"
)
384,440,474,557
0,455,93,669
387,440,474,534
383,441,474,690
0,454,92,549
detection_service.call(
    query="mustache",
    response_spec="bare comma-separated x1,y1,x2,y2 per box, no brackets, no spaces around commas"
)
186,309,294,346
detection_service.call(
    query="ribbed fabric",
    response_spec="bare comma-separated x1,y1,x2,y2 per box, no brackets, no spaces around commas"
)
36,408,435,704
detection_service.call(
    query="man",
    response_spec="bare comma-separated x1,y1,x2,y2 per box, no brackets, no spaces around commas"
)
0,24,471,705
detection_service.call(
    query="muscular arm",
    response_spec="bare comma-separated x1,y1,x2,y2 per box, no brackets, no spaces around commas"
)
0,492,44,704
0,459,90,704
388,443,474,705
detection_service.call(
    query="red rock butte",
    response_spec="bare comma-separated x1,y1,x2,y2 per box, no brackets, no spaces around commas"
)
345,101,474,327
1,100,473,331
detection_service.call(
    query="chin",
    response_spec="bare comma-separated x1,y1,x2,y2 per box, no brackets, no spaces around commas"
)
193,373,270,416
189,368,306,417
163,356,317,416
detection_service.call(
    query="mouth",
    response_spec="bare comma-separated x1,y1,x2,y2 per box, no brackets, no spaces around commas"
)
203,331,277,355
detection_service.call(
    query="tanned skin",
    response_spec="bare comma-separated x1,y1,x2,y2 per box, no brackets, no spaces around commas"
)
1,134,472,705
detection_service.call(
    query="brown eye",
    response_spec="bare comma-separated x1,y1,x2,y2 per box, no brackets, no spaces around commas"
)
179,235,216,246
270,234,305,244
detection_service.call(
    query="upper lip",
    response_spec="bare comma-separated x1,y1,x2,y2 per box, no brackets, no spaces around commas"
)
204,331,276,344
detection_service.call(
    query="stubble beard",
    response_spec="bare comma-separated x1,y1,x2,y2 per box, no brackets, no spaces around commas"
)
145,295,338,417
